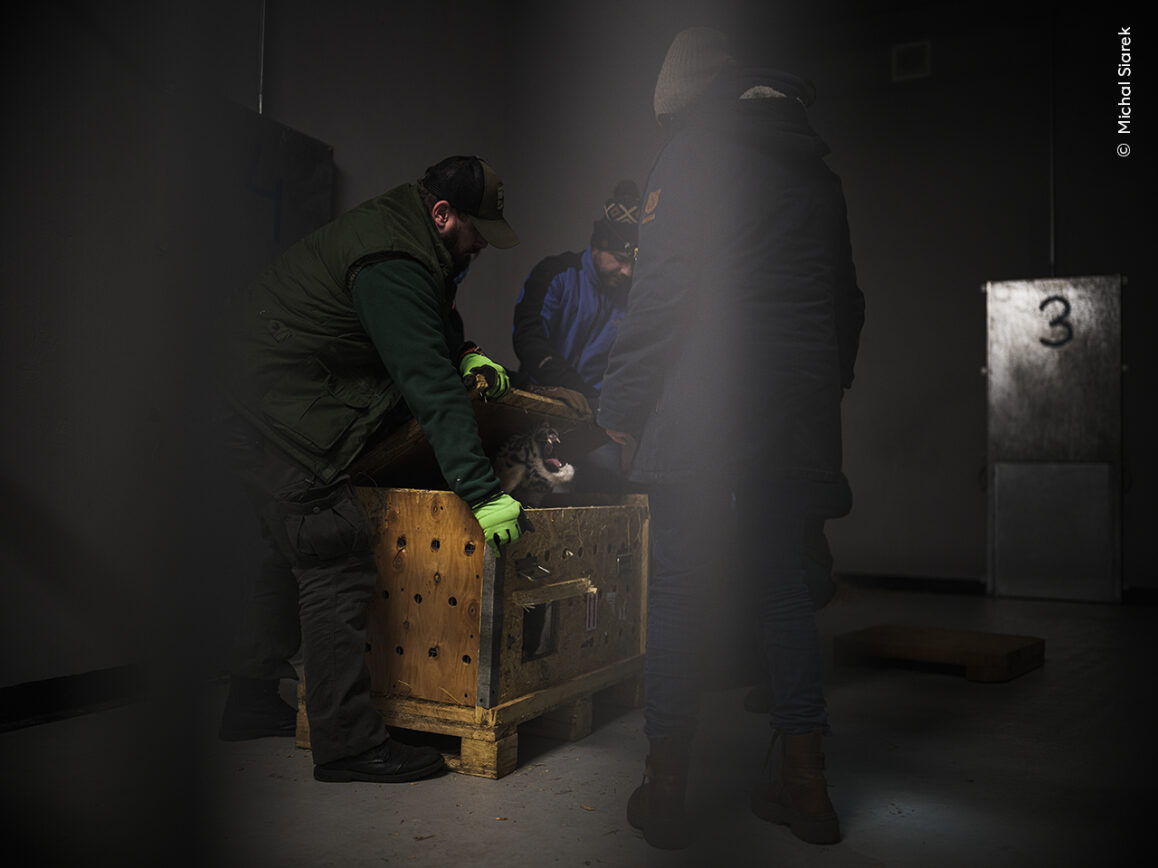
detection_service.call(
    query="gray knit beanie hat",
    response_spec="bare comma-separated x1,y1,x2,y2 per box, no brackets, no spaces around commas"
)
653,27,736,124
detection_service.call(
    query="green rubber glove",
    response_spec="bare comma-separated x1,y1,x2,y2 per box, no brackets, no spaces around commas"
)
471,492,533,556
459,351,511,399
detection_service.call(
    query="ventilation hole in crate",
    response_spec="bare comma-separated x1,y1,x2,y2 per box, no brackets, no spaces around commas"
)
414,593,423,604
448,596,458,606
365,643,371,652
522,603,556,661
396,535,407,548
464,541,476,556
381,590,390,600
431,538,440,552
462,654,472,664
428,647,439,658
395,646,404,655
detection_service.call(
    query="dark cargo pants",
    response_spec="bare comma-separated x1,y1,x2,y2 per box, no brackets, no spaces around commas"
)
225,417,386,765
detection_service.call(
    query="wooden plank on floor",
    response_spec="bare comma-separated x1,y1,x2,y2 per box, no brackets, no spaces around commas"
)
834,623,1045,682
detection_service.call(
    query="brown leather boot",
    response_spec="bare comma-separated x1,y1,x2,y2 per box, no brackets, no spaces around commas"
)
626,737,692,850
750,727,840,844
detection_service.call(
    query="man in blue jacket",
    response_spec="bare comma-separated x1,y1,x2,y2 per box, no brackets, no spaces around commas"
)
598,28,865,849
511,181,640,492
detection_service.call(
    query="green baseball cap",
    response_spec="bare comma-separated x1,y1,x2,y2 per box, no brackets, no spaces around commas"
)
421,155,519,249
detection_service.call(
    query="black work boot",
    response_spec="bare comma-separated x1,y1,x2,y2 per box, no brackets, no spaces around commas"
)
219,677,297,741
313,737,444,783
751,727,840,844
626,736,692,850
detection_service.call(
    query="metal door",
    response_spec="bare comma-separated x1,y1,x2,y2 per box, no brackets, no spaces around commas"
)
985,275,1123,601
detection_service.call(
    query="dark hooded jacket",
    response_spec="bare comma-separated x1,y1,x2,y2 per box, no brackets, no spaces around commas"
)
596,69,865,515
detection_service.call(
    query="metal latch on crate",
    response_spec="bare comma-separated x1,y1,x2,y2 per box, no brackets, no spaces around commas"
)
514,554,551,582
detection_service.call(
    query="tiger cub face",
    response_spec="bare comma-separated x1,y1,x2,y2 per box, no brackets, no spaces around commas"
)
493,421,576,506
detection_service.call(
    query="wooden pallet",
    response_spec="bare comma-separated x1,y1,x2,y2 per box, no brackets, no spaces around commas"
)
833,624,1045,682
296,657,642,778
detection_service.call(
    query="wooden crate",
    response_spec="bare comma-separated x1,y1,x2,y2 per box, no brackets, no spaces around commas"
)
833,623,1045,682
296,486,648,778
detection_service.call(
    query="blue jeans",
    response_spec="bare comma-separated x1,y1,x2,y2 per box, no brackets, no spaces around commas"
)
643,481,827,741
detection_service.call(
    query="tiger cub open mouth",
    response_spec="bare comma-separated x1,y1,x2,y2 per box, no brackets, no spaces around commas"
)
493,421,577,507
539,429,571,475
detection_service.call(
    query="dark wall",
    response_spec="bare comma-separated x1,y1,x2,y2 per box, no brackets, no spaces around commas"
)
0,1,237,687
0,0,1151,691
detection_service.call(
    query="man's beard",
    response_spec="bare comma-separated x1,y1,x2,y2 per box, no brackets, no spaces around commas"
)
596,264,629,290
445,222,478,277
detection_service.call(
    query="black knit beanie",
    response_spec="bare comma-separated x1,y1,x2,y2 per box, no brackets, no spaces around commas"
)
590,179,640,255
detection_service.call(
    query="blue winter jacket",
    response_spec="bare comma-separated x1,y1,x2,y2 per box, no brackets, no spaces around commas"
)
512,247,629,399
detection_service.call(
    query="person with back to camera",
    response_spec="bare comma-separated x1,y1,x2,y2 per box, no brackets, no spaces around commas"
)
597,28,865,849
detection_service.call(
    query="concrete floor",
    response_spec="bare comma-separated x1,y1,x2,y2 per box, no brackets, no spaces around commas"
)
5,584,1154,867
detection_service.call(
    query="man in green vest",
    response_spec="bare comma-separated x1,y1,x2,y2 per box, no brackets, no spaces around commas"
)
218,155,528,783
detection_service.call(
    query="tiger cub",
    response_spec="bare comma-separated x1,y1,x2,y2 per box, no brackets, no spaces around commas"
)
492,420,576,506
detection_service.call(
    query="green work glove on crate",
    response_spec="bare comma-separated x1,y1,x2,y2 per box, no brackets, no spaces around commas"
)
472,492,533,556
459,350,511,399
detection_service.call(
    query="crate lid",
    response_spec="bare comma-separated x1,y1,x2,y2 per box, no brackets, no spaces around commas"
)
349,384,608,488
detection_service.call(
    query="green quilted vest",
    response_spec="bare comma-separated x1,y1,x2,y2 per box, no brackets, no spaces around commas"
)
227,184,456,481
